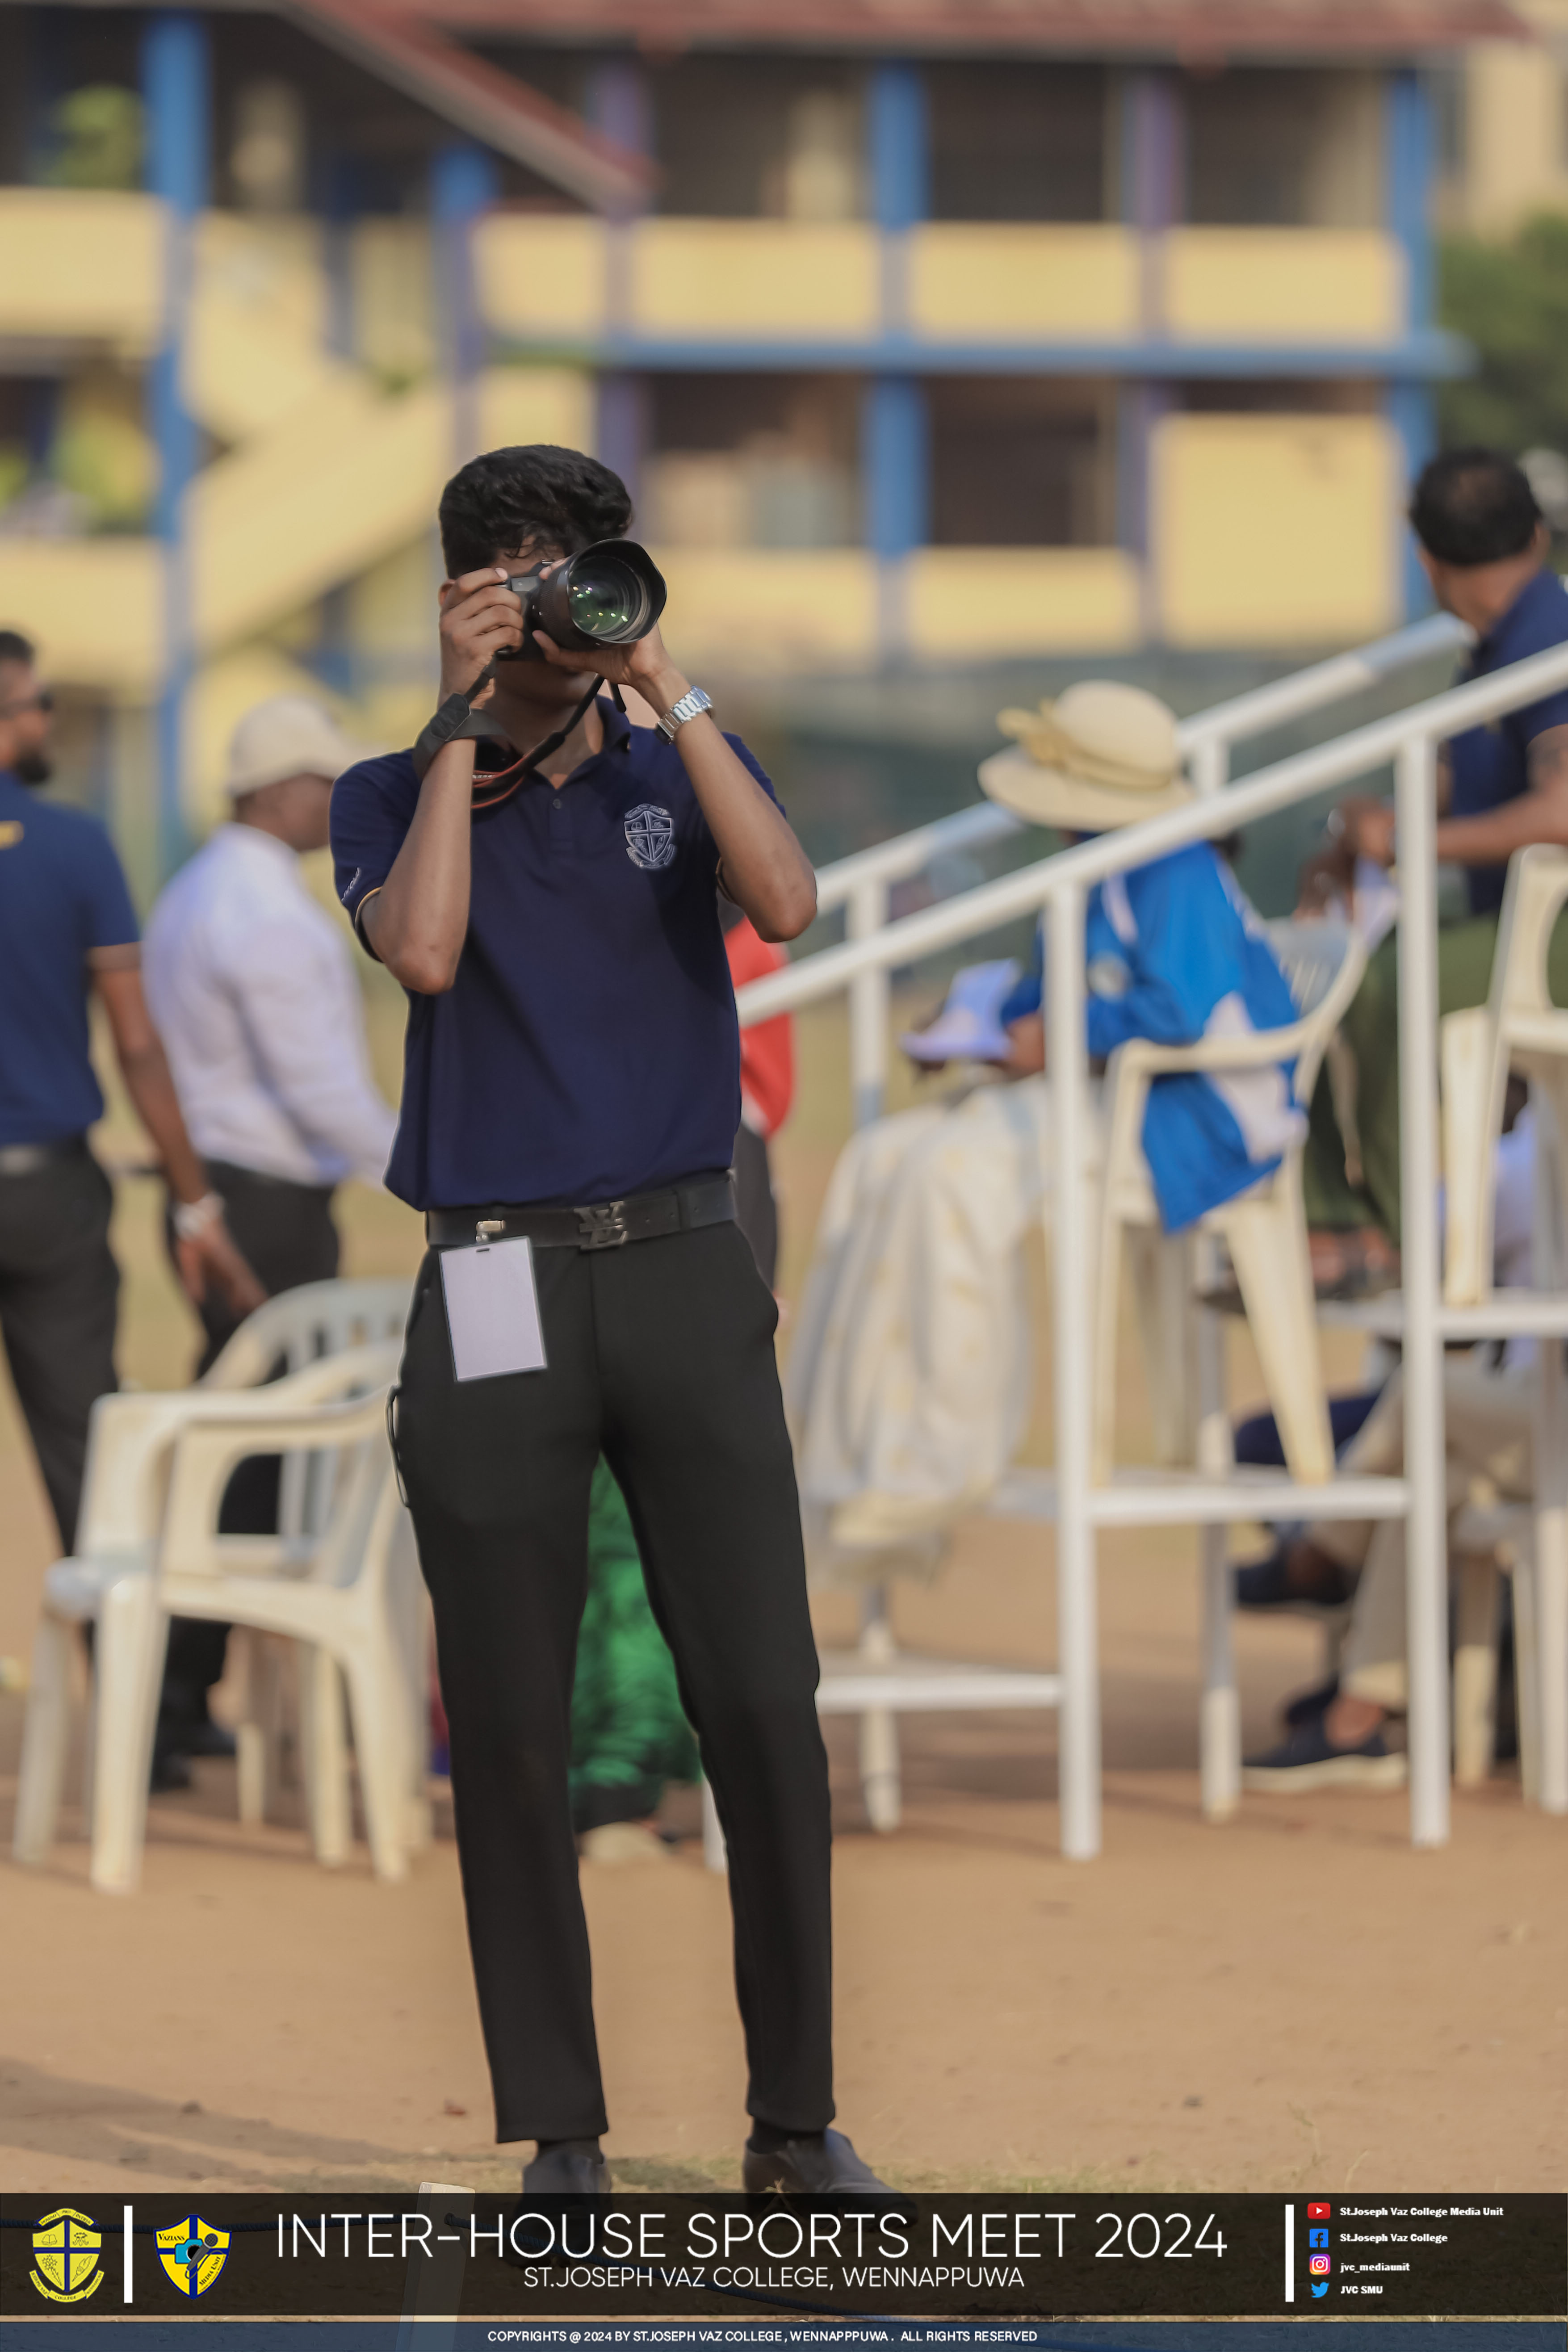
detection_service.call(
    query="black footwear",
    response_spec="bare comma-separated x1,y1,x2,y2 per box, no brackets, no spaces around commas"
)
177,1719,237,1759
1233,1544,1353,1614
521,2144,612,2194
1283,1677,1340,1727
1242,1715,1406,1793
743,2128,892,2195
149,1749,192,1793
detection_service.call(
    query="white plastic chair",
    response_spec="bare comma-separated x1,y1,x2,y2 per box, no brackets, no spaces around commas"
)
13,1343,411,1891
1442,846,1568,1307
1093,918,1368,1484
1450,1499,1556,1798
195,1278,415,1824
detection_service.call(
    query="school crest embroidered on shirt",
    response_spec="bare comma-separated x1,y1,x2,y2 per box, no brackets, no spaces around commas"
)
624,803,676,870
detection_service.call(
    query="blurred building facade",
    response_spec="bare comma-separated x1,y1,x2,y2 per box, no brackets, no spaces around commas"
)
0,0,1531,869
1437,0,1568,231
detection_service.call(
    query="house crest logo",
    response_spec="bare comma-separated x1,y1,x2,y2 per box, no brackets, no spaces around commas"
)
30,2207,104,2302
157,2214,231,2297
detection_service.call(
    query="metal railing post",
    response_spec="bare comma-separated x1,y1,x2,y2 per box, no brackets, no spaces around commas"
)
1187,735,1231,798
1394,732,1450,1849
1048,879,1101,1860
847,877,891,1130
1195,1244,1240,1820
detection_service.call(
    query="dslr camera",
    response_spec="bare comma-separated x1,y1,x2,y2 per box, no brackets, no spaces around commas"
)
498,539,667,662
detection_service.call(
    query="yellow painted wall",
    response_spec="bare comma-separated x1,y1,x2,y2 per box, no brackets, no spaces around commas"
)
478,365,595,454
1154,413,1399,647
905,549,1141,658
632,222,880,339
652,550,878,672
189,215,340,443
0,539,164,689
1162,229,1405,342
0,189,165,352
907,226,1140,341
1453,13,1568,235
472,214,608,340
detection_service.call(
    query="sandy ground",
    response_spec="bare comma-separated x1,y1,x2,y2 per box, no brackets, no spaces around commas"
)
1,1000,1565,2197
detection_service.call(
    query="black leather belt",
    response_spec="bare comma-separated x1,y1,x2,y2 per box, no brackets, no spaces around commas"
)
425,1174,735,1252
0,1135,88,1178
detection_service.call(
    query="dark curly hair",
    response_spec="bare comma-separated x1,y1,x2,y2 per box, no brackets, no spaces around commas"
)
438,444,633,577
1410,447,1542,568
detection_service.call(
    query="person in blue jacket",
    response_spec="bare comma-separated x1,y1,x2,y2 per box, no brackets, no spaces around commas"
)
788,682,1304,1568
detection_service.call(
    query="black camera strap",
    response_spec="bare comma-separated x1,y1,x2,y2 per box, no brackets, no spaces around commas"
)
412,670,603,809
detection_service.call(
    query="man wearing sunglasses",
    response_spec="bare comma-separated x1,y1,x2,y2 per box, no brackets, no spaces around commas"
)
0,629,261,1594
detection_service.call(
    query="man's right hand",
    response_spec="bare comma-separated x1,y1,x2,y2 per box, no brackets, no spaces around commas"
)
438,568,526,703
176,1216,267,1319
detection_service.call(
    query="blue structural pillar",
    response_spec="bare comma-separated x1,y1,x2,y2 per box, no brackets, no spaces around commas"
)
432,143,500,471
586,60,650,510
142,10,209,878
1385,70,1439,620
865,63,928,662
1119,73,1183,643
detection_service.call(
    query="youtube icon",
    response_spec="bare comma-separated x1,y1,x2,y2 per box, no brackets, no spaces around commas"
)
1308,2202,1331,2220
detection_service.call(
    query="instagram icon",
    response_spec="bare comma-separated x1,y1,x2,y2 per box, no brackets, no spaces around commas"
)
1310,2256,1332,2277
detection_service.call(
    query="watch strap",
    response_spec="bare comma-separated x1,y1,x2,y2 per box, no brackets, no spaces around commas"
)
658,686,713,741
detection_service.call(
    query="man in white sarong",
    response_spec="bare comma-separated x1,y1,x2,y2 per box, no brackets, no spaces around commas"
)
787,681,1305,1581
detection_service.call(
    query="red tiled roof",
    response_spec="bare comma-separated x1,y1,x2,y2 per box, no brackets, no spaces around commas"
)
371,0,1530,58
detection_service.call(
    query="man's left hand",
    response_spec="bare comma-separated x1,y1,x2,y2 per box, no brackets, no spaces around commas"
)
530,600,688,717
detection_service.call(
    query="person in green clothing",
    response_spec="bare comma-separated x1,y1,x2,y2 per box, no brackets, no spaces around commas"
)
571,1458,699,1860
1300,448,1568,1270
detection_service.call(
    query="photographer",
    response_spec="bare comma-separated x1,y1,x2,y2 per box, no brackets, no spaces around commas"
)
330,445,884,2196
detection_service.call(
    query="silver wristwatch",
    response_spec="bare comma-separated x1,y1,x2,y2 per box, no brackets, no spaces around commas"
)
657,686,713,741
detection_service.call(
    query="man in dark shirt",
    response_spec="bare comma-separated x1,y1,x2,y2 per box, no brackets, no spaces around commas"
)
331,444,885,2197
0,629,260,1576
1301,449,1568,1259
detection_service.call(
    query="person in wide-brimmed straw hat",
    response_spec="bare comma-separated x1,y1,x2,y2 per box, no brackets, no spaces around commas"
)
981,678,1192,832
786,677,1306,1564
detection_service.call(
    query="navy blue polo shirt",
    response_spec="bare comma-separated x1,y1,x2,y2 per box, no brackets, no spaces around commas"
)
0,770,140,1148
330,701,776,1210
1449,566,1568,915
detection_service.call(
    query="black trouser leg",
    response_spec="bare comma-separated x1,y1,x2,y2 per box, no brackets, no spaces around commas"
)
0,1151,118,1555
396,1243,607,2140
394,1220,833,2143
600,1223,831,2133
161,1162,340,1719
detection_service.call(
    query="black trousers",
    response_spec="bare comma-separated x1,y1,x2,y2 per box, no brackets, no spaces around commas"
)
395,1216,833,2143
160,1160,340,1717
731,1122,779,1291
0,1146,118,1555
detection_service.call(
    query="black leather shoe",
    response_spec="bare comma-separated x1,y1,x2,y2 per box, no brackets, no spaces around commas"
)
521,2145,612,2195
743,2128,891,2194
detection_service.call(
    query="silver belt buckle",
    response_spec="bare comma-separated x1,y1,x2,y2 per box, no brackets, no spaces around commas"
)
575,1200,629,1250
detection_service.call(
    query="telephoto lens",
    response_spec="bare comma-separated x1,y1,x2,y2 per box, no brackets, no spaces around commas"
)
502,539,667,661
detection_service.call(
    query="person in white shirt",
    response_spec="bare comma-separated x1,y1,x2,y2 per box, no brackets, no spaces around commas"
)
142,695,399,1765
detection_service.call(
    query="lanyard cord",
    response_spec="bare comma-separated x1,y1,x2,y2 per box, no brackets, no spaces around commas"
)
469,678,604,812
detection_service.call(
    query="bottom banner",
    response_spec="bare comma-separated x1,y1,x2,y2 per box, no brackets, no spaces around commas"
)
2,2192,1564,2325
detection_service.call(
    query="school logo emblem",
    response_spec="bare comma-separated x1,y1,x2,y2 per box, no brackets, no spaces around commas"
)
157,2214,231,2297
624,802,676,870
30,2207,104,2302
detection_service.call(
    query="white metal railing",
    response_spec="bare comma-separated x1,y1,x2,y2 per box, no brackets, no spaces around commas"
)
809,611,1468,1126
742,640,1568,1857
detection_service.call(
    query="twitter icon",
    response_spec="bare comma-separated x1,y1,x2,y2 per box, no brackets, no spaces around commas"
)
1312,2283,1330,2300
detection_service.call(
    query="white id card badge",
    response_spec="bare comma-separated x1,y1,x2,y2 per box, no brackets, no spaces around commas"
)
439,1235,548,1382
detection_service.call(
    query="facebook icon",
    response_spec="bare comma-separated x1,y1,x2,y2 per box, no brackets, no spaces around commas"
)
1309,2229,1329,2247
